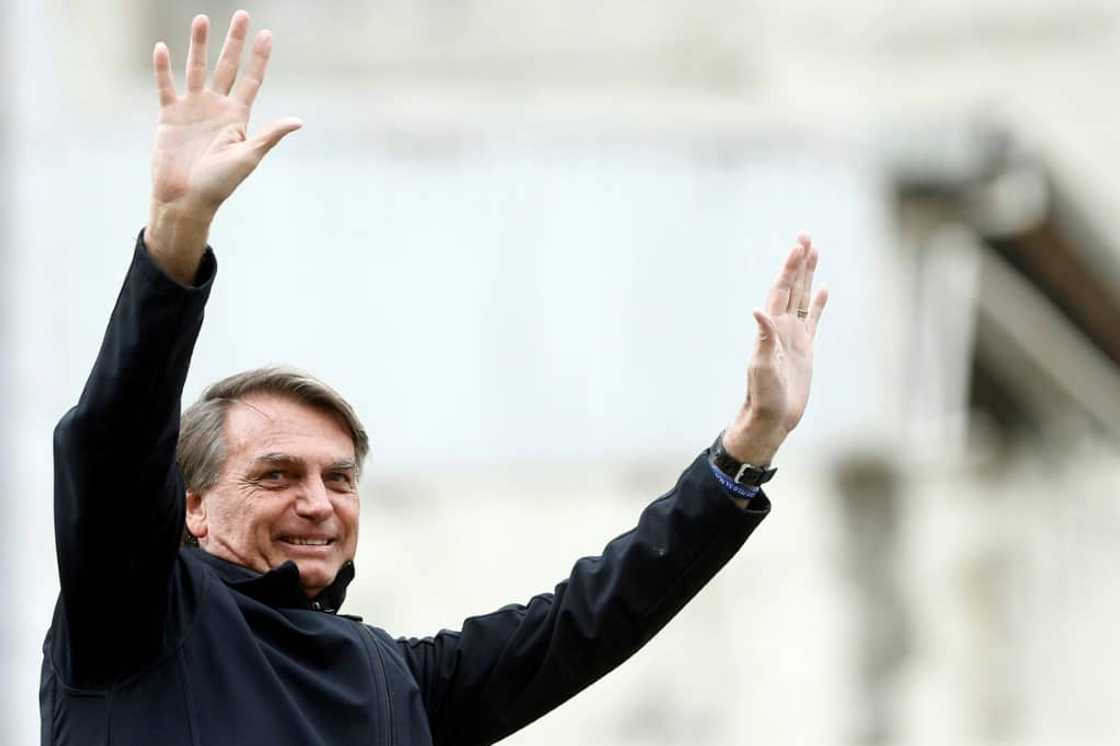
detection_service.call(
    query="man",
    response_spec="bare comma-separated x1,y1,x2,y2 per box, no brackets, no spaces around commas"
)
40,11,828,746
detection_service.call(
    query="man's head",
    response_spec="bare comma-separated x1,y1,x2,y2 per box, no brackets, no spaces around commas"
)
179,368,370,597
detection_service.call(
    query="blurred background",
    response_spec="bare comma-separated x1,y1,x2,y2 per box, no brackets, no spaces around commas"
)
4,1,1120,744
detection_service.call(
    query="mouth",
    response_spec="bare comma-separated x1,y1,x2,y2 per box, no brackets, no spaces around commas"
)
277,536,337,548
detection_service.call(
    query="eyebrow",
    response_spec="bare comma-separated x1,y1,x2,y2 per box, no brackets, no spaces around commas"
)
252,453,357,472
254,452,299,466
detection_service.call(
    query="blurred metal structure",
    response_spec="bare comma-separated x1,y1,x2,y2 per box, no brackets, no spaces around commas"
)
882,126,1120,745
894,128,1120,444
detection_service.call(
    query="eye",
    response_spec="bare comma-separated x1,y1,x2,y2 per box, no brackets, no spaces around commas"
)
260,469,288,482
326,472,354,488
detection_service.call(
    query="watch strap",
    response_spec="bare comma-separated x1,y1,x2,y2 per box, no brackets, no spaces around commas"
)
708,431,777,487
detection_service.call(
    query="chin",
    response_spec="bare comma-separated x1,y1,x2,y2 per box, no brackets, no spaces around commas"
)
291,557,339,592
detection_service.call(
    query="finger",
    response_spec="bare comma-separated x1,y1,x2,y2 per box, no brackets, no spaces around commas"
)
765,242,803,316
752,309,779,358
153,42,177,107
789,234,811,313
798,245,819,317
210,10,250,95
231,30,272,109
246,116,304,160
807,287,829,338
185,15,209,93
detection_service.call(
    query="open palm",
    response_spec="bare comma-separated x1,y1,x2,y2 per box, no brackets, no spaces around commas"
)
150,12,301,215
747,233,828,434
722,233,828,466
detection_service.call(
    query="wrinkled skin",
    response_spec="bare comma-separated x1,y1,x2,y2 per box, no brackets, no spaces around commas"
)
186,393,360,597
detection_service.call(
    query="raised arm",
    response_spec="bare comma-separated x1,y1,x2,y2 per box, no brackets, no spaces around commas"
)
396,237,829,745
50,11,299,688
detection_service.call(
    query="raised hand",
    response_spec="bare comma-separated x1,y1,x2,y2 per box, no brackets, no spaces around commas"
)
723,233,829,466
145,11,302,283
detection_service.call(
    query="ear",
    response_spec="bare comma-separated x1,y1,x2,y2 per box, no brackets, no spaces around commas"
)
185,490,208,543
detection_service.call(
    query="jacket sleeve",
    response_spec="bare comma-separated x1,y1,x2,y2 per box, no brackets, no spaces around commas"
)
395,452,770,746
50,230,216,688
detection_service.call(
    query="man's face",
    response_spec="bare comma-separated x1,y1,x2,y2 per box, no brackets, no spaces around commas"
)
187,392,360,597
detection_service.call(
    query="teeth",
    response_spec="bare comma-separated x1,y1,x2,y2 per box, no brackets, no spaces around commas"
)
285,538,331,546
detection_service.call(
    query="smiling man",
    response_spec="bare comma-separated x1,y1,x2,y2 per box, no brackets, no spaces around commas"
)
40,11,828,746
178,375,368,599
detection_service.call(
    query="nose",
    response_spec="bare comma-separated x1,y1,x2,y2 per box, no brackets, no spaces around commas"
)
294,478,334,522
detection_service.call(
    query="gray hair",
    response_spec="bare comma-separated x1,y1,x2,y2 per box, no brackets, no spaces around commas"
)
178,366,370,498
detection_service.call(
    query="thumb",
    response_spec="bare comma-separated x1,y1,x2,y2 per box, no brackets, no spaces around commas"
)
752,309,778,357
248,116,303,158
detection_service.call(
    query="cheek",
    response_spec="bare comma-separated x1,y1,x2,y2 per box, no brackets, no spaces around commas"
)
208,495,242,532
337,497,360,538
251,497,293,536
213,493,285,542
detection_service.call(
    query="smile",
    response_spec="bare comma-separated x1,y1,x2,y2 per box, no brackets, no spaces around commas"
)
278,537,336,547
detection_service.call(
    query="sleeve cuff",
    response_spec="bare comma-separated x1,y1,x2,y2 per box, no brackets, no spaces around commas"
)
135,227,218,291
700,451,772,515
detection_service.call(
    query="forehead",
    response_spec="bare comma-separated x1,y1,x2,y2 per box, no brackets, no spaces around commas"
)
223,392,356,463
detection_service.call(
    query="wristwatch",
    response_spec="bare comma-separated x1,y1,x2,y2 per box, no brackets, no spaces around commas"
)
708,431,778,487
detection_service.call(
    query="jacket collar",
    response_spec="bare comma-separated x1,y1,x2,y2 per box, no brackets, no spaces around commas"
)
189,548,355,614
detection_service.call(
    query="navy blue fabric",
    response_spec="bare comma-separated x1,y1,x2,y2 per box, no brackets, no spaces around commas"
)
41,231,771,745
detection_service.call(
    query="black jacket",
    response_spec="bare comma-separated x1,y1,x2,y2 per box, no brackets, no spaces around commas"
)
40,232,770,746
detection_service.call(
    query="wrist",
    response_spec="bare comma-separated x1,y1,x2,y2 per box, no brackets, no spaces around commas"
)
721,411,788,466
145,202,214,285
709,430,778,497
